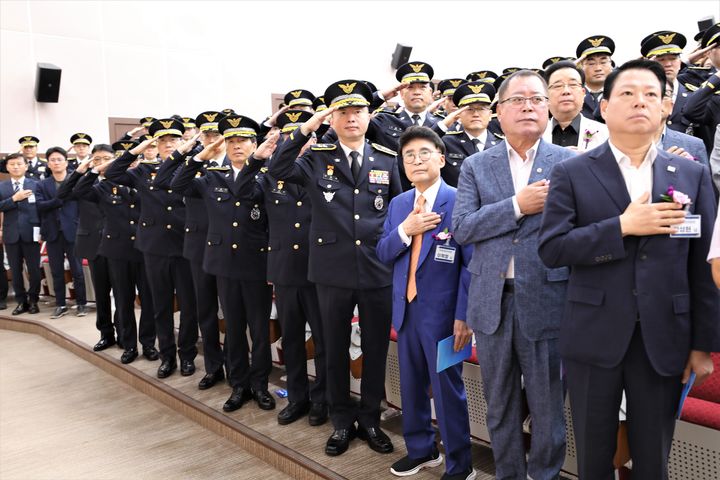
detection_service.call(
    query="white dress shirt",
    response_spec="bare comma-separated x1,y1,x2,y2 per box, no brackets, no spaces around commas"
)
398,176,442,246
506,139,540,279
466,130,488,151
339,142,363,170
609,141,657,203
231,164,242,181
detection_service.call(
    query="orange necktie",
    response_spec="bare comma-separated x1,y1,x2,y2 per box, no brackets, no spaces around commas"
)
406,194,426,302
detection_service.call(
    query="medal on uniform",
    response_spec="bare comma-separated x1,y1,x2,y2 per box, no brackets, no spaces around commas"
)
374,195,384,210
323,191,335,203
250,205,261,220
323,164,337,182
112,186,117,195
277,180,284,191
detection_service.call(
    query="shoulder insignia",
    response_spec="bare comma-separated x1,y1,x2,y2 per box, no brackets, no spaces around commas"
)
260,167,268,173
492,132,506,140
310,144,337,151
207,166,230,171
683,83,698,92
688,65,711,70
371,143,397,156
445,130,464,135
140,160,160,165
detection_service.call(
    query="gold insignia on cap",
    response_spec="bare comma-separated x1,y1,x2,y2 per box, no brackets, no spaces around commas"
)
77,133,86,138
588,37,604,47
551,57,561,63
290,90,302,98
159,120,174,129
409,63,425,73
203,113,218,122
227,117,241,128
338,82,357,94
449,79,463,87
286,112,302,122
468,84,485,94
476,72,487,79
658,33,676,45
121,143,133,150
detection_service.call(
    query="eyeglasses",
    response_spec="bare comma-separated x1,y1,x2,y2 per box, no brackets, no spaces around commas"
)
92,156,114,162
548,82,583,91
499,96,549,107
466,105,491,113
402,149,439,164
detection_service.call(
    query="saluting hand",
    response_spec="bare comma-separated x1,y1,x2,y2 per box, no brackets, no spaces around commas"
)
254,130,280,160
300,107,336,136
379,83,409,102
453,320,473,352
95,159,113,175
129,135,157,156
76,157,93,174
177,132,201,155
196,137,225,162
441,106,468,129
266,105,291,127
619,191,687,236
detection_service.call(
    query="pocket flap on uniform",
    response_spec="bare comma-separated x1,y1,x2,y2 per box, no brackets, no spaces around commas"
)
313,231,336,246
367,184,388,196
546,267,570,282
672,294,690,314
317,178,341,190
206,233,222,246
567,285,604,306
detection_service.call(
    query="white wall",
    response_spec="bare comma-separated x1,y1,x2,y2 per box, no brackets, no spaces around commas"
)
0,0,716,152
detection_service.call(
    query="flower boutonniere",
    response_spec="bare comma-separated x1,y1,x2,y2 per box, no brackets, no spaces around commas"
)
432,228,453,245
583,129,597,149
660,184,692,210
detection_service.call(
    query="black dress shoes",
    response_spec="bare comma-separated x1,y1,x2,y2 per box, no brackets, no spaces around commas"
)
223,387,253,412
142,346,160,361
93,336,116,351
198,369,225,390
180,359,195,376
157,358,177,378
121,349,139,364
325,426,357,456
357,426,394,453
0,299,8,310
50,306,68,319
308,402,329,426
12,303,29,315
277,401,310,425
252,389,276,410
28,302,39,314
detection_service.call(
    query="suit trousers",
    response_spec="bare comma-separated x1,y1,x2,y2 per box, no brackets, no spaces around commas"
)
190,260,223,374
46,237,86,306
474,291,565,480
274,284,326,405
5,241,40,304
398,299,472,476
88,255,116,338
564,323,683,480
0,243,9,301
216,278,273,390
143,253,198,362
107,257,156,351
315,284,392,430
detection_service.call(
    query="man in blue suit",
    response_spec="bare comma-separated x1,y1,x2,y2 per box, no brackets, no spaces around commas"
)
377,126,474,480
0,153,41,315
539,59,720,480
36,147,87,318
453,70,574,480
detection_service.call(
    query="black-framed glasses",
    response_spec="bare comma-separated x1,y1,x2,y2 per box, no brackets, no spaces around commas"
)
499,96,549,107
402,149,439,164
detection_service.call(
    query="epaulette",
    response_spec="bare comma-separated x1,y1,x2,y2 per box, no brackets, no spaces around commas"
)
260,167,268,173
207,166,230,171
140,160,160,165
434,111,447,118
687,65,712,70
492,132,506,140
445,130,464,135
371,143,397,156
684,83,698,92
373,108,401,116
311,144,337,151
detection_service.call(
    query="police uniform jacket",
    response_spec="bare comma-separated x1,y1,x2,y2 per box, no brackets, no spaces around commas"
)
268,130,402,289
57,171,104,260
442,129,503,187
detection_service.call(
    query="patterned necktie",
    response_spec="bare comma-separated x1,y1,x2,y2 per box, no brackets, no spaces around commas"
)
471,138,481,151
350,151,361,183
13,181,20,193
412,114,421,126
406,194,426,302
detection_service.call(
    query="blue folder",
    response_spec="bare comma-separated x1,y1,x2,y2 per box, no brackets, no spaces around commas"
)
676,372,696,419
436,334,472,373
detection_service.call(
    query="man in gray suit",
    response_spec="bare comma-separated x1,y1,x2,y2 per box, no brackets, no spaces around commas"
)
453,70,574,480
709,124,720,193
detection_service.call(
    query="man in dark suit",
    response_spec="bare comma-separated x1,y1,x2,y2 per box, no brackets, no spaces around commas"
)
539,59,720,480
377,127,475,480
270,80,402,457
18,136,47,179
35,147,87,318
452,70,574,480
0,153,41,314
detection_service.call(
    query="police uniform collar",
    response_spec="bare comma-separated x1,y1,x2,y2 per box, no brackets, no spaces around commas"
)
465,129,488,145
338,141,363,164
403,109,428,126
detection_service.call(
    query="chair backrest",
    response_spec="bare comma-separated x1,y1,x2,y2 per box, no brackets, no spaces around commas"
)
688,353,720,403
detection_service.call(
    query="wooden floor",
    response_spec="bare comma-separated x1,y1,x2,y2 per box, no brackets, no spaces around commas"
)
0,300,566,479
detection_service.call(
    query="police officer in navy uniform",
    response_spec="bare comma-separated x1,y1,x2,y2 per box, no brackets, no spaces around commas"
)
105,118,199,379
262,109,328,427
270,80,401,457
68,133,93,172
575,36,615,120
442,81,502,187
641,30,694,133
152,110,228,390
18,136,47,179
71,144,157,364
172,115,277,412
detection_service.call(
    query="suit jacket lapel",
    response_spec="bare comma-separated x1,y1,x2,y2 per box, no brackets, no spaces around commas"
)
528,140,552,184
587,143,631,212
460,132,477,157
490,142,516,199
640,151,678,249
332,143,355,184
356,142,374,187
418,181,450,268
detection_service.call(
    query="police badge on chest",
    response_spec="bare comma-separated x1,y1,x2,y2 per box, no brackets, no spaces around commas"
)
250,205,261,220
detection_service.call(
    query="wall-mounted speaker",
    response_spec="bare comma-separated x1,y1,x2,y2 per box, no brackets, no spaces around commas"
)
391,44,412,70
35,63,61,102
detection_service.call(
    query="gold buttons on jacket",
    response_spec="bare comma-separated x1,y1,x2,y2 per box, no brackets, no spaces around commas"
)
167,206,172,211
354,214,359,220
296,201,302,206
235,201,241,206
166,224,172,229
354,189,359,194
355,240,361,245
130,220,135,225
294,223,300,228
233,222,238,227
232,243,238,249
293,244,299,250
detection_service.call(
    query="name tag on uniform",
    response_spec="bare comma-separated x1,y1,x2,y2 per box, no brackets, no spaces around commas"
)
670,214,701,238
28,193,36,203
368,170,389,185
434,245,456,263
213,187,229,193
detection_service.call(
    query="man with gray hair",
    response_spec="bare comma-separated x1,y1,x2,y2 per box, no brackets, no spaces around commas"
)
453,70,574,479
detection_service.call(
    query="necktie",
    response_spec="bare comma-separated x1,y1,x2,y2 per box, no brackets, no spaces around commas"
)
350,151,361,183
13,181,20,193
208,160,218,168
406,194,426,303
412,114,421,126
471,138,481,151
